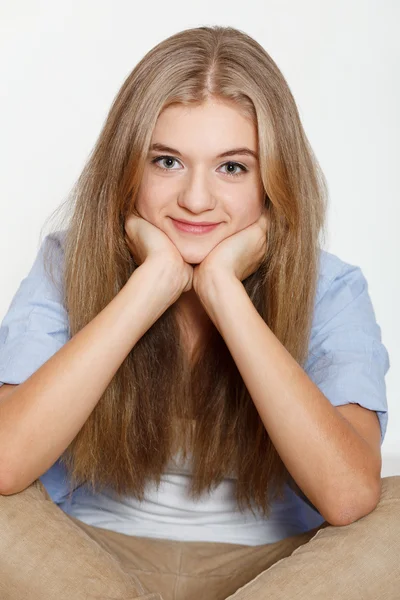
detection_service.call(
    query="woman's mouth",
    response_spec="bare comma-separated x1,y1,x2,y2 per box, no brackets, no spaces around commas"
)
170,218,221,235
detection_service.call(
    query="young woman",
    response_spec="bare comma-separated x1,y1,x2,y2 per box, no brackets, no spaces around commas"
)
0,25,398,600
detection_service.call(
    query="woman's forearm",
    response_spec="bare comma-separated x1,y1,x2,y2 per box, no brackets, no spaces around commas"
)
196,272,380,526
0,261,176,495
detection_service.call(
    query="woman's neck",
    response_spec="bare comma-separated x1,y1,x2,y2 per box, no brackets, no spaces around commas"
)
175,288,212,355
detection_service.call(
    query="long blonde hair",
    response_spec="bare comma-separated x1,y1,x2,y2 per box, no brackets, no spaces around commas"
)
43,25,328,516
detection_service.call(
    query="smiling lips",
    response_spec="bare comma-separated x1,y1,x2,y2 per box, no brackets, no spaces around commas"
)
171,218,221,235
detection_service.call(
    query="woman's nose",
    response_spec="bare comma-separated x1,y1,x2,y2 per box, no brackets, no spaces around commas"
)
176,169,217,214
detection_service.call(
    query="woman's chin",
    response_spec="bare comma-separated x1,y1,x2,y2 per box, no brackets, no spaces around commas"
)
182,255,204,266
179,249,209,266
172,236,221,266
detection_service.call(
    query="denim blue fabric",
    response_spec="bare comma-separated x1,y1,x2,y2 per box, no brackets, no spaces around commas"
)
0,230,390,507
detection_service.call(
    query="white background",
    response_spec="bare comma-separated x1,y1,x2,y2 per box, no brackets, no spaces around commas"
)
0,1,399,473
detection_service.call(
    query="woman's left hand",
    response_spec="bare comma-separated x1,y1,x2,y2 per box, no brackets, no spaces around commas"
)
193,208,269,296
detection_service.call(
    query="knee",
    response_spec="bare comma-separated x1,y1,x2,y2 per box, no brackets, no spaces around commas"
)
380,475,400,502
0,478,50,508
33,478,53,500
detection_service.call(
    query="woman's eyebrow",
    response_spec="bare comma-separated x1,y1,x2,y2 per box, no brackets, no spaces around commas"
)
149,143,258,160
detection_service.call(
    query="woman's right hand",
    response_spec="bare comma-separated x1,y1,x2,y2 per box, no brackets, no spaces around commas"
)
124,213,194,297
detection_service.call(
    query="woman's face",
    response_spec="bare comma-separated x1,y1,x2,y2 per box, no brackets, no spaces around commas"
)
135,98,265,265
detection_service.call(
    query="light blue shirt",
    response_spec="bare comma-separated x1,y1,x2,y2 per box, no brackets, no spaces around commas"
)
0,230,390,532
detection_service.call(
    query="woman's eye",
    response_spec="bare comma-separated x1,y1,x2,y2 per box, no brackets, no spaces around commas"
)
150,156,248,178
151,156,180,170
219,162,248,177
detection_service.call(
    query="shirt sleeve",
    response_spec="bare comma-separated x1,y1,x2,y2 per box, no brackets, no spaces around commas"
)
0,231,69,386
304,259,390,445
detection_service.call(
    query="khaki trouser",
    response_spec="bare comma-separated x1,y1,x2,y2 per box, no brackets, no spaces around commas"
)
1,475,399,599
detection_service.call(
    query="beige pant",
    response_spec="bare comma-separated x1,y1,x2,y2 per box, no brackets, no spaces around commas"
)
1,476,399,599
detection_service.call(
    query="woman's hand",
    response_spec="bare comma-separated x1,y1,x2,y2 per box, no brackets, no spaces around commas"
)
124,213,194,295
124,208,269,301
193,208,269,296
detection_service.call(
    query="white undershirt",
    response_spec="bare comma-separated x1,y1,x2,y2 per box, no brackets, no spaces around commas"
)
62,449,325,546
